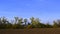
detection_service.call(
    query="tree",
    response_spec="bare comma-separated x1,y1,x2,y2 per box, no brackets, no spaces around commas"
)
46,22,52,28
0,18,2,24
18,18,23,25
6,21,12,29
1,17,7,24
30,17,35,25
0,17,12,29
35,18,40,25
14,17,19,24
24,18,28,26
53,21,58,28
30,17,41,28
56,19,60,27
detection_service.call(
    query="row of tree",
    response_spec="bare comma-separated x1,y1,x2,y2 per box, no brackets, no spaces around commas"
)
0,17,60,29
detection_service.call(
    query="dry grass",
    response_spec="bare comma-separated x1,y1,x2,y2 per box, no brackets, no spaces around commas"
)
0,28,60,34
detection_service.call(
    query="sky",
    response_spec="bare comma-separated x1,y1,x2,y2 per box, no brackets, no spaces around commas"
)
0,0,60,24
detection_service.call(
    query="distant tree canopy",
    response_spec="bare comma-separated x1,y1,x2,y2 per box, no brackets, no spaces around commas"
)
0,17,60,29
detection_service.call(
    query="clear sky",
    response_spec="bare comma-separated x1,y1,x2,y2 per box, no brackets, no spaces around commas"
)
0,0,60,24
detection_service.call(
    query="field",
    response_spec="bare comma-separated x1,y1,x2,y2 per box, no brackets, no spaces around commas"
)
0,28,60,34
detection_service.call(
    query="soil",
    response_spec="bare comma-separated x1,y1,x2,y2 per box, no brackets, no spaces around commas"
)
0,28,60,34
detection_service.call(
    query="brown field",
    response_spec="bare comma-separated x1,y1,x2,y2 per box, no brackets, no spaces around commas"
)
0,28,60,34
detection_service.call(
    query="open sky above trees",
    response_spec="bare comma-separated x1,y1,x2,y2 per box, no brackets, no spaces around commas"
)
0,0,60,24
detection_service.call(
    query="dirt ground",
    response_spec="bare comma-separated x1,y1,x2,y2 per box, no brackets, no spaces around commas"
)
0,28,60,34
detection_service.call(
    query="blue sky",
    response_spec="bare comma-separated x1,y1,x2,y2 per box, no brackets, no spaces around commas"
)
0,0,60,24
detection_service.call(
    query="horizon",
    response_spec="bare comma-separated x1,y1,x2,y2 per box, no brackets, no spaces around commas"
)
0,0,60,24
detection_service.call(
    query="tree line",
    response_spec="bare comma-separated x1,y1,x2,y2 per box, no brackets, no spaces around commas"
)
0,17,60,29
